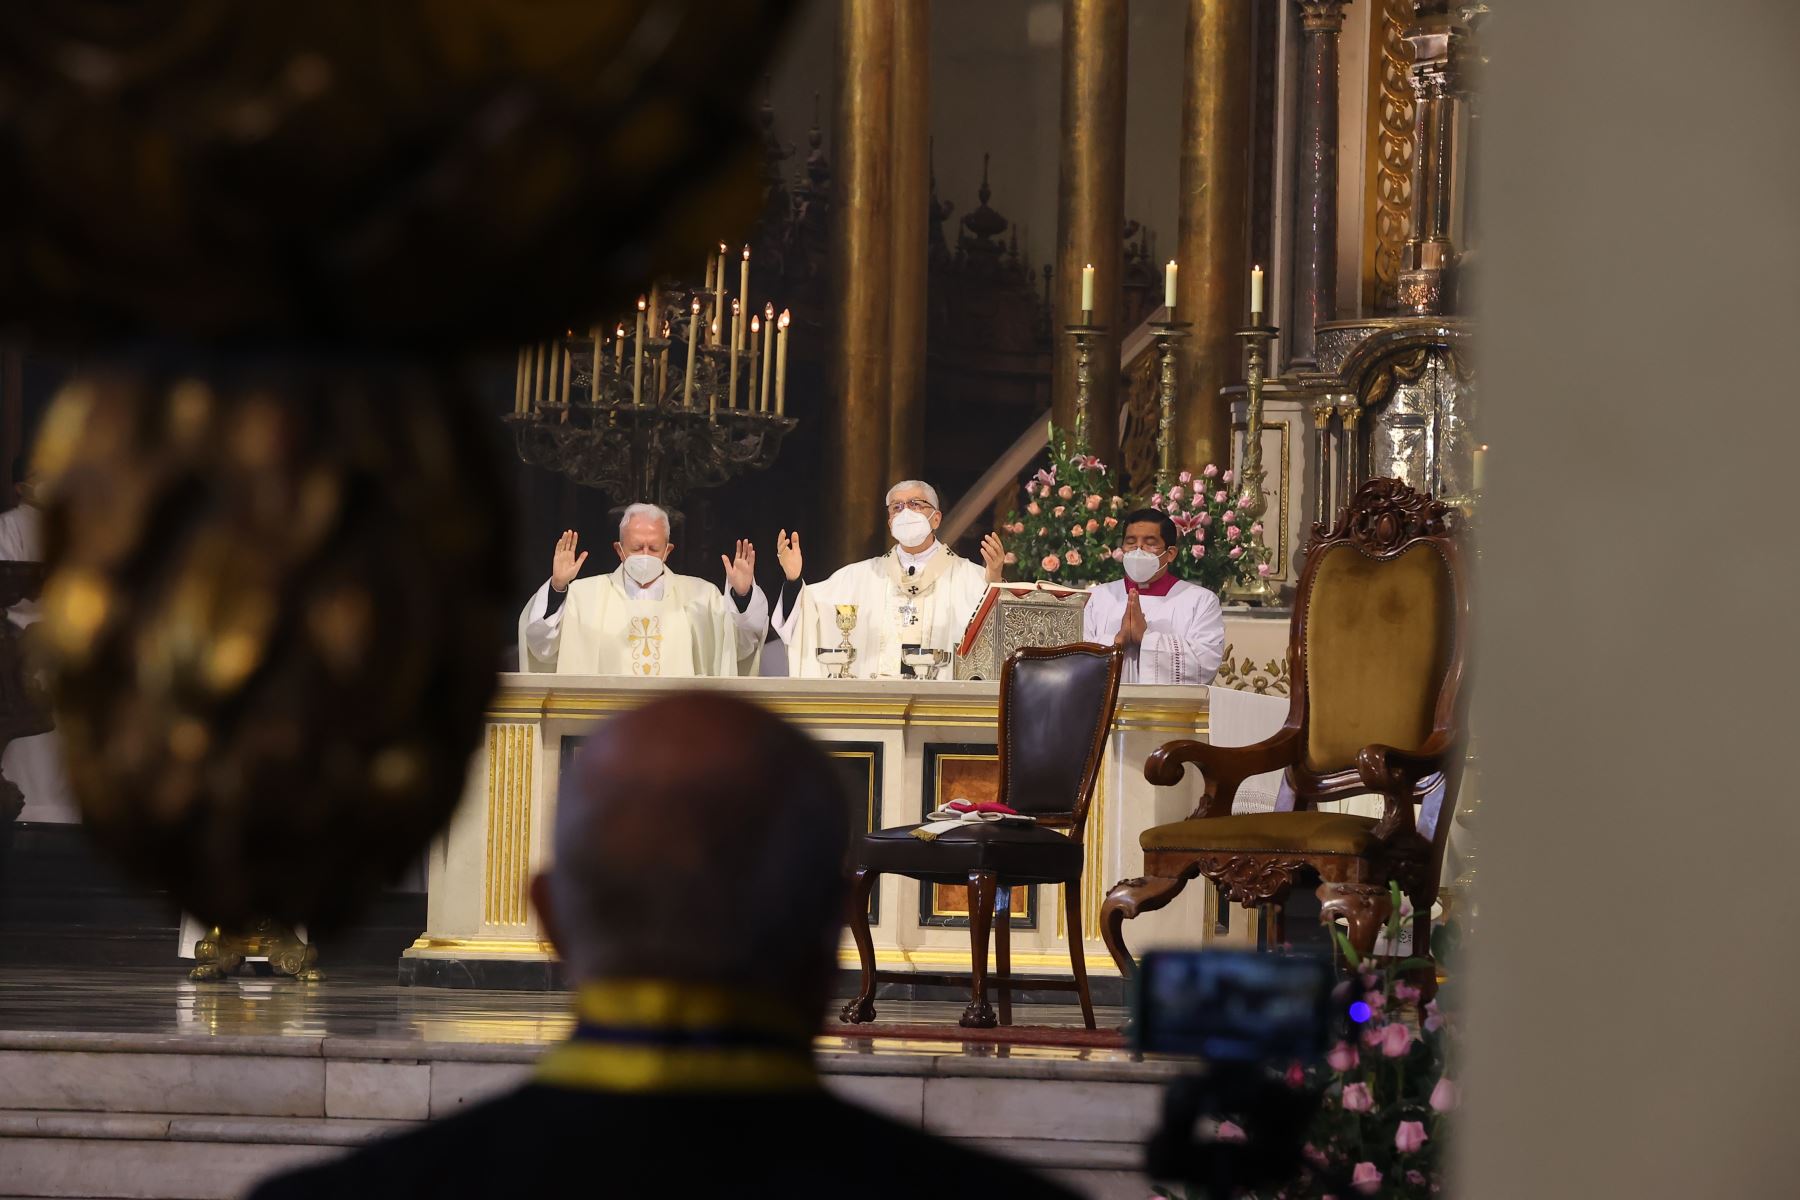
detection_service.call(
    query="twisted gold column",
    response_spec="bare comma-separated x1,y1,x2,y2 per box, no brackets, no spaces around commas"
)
1173,0,1252,471
1052,0,1127,457
828,0,896,565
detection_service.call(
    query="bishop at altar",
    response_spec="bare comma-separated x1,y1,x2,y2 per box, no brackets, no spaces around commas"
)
518,504,768,677
771,481,1002,679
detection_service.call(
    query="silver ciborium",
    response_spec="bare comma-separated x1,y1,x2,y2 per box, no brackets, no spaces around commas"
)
815,603,858,678
901,647,952,681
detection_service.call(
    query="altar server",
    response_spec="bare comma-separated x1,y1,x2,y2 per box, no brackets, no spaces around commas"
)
0,470,73,823
519,503,768,677
1082,508,1225,685
771,480,1002,678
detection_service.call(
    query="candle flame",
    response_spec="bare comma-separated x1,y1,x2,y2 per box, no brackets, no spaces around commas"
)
719,241,727,254
691,298,701,313
764,301,775,319
731,298,740,314
1167,260,1177,268
777,309,791,330
742,245,751,259
616,324,625,337
636,296,646,310
750,316,761,332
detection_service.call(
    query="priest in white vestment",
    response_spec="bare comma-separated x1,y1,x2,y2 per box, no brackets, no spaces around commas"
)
771,480,1002,678
0,472,73,823
518,503,768,677
1082,507,1225,685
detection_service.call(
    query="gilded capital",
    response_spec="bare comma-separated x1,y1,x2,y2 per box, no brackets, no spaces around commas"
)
1299,0,1351,34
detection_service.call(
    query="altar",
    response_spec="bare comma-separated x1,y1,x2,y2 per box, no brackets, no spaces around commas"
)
400,673,1253,990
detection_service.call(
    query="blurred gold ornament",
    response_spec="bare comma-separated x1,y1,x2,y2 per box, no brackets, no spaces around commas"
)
34,362,510,932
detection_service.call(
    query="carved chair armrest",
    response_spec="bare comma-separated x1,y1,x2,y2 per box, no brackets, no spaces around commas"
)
1357,732,1460,840
1144,727,1302,819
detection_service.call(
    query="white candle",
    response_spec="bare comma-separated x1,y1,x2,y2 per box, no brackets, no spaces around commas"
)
747,315,761,410
760,302,776,413
631,296,646,405
727,298,741,408
1250,264,1264,318
1472,444,1488,493
514,346,527,414
614,324,624,369
683,299,700,408
775,309,790,416
738,245,751,347
1080,263,1095,314
1164,261,1178,311
713,242,727,344
590,326,600,404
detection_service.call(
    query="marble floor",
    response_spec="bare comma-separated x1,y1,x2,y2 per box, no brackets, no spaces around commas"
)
0,966,1133,1059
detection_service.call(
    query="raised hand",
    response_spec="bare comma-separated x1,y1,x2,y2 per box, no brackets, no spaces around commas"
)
980,531,1006,583
551,529,588,591
721,538,757,596
1117,590,1148,647
776,529,804,582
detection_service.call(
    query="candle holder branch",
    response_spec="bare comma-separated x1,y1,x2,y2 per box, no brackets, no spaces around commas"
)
1064,322,1108,456
1223,322,1281,607
1148,320,1192,495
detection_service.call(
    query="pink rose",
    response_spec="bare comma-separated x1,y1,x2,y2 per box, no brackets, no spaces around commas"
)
1222,468,1234,483
1351,1162,1382,1195
1258,563,1273,577
1394,981,1422,1004
1026,502,1040,515
1251,523,1264,536
1202,464,1219,479
1227,526,1241,541
1189,544,1204,559
1303,1143,1330,1168
1057,484,1074,500
1361,1024,1384,1048
1085,494,1103,511
1110,495,1124,508
1424,998,1444,1033
1381,1022,1413,1057
1167,485,1184,502
1065,549,1082,566
1394,1121,1429,1154
1341,1082,1373,1113
1327,1041,1359,1073
1071,523,1086,537
1010,522,1026,534
1221,510,1236,524
1406,1170,1427,1187
1229,547,1243,560
1002,552,1017,564
1179,469,1193,484
1039,484,1052,497
1041,554,1060,573
1429,1077,1458,1113
1150,492,1164,508
1052,505,1066,518
1284,1062,1307,1088
1111,548,1124,561
1214,490,1228,504
1198,512,1213,527
1036,527,1047,537
1216,1120,1247,1143
1364,989,1387,1012
1103,516,1117,528
1086,518,1099,533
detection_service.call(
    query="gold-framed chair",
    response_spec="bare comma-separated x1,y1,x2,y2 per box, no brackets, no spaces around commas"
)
1101,479,1471,973
839,643,1124,1029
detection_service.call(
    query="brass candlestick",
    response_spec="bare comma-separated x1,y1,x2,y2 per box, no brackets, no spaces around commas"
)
1223,321,1280,606
1149,319,1192,495
1065,322,1107,454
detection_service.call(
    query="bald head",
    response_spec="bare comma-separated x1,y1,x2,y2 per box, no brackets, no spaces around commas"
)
535,693,851,1011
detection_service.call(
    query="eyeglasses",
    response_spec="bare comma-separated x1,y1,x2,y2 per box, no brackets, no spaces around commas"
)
885,499,936,515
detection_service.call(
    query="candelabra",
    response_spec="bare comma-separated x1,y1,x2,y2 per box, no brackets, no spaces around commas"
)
1148,319,1192,495
1065,321,1107,455
1223,321,1281,606
505,282,796,512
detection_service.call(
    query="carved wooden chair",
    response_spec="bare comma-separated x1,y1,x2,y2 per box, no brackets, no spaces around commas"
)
1101,479,1470,974
840,643,1124,1030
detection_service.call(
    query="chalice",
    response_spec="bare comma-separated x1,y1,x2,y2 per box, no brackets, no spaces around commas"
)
815,603,858,678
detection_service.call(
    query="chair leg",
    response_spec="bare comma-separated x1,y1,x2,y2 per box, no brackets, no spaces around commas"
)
1065,882,1096,1031
837,869,879,1024
961,871,998,1029
1316,881,1391,962
1099,874,1191,978
995,886,1012,1027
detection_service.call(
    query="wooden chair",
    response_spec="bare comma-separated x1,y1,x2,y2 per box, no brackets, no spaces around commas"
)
1101,479,1470,974
839,643,1124,1030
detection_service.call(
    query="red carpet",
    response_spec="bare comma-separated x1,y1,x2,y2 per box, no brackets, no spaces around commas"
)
826,1022,1127,1049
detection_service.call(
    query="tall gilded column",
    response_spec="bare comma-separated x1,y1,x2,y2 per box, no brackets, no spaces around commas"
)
1174,0,1253,471
1052,0,1128,458
828,0,895,565
1289,1,1351,368
885,0,929,484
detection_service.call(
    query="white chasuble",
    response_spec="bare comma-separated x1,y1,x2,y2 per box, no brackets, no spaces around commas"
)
1081,577,1225,685
517,569,765,677
773,545,989,679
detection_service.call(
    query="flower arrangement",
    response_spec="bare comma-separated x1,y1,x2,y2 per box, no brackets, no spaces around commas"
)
997,425,1269,594
1152,884,1457,1200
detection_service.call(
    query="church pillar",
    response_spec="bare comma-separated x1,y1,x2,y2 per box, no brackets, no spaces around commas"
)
1174,0,1253,471
1289,1,1351,368
886,0,929,485
1052,0,1127,458
828,0,895,564
1397,3,1465,315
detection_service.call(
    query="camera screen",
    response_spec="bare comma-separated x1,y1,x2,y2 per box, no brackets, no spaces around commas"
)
1133,949,1335,1063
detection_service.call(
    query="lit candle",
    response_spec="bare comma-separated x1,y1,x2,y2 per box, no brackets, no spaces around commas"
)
1080,263,1095,315
713,241,727,344
514,346,527,414
760,302,776,413
590,326,600,404
631,296,646,406
545,339,559,412
532,341,546,411
646,284,661,334
1250,264,1264,319
1164,261,1178,310
747,315,761,410
683,298,700,408
560,341,571,409
727,298,741,408
738,246,751,346
775,308,790,416
658,322,670,400
614,324,625,369
1472,444,1488,493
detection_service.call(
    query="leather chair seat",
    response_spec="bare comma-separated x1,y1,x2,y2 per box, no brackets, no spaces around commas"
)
1141,811,1380,857
860,820,1083,883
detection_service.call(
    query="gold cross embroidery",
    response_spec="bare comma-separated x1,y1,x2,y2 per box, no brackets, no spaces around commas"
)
627,615,663,676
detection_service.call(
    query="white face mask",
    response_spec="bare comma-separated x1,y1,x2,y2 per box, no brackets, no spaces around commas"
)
889,508,933,547
622,553,666,587
1122,548,1164,585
